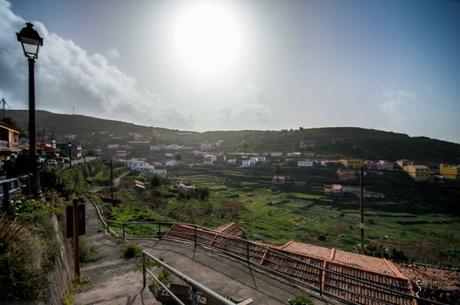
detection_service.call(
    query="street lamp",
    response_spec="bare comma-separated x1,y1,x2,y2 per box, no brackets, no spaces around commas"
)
17,22,43,197
68,142,72,168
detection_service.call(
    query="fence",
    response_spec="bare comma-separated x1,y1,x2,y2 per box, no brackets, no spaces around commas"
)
88,198,448,305
142,251,237,305
0,175,31,213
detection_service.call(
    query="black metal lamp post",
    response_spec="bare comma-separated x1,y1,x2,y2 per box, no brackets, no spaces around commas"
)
68,142,72,168
17,22,43,198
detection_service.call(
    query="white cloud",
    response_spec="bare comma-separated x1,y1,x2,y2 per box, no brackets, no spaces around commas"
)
372,88,417,117
219,83,273,129
104,48,120,60
0,0,193,129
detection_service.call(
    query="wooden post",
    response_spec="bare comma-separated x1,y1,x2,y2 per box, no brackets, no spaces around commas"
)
158,223,162,240
360,166,365,254
73,199,80,283
142,253,147,288
110,158,114,203
193,225,197,259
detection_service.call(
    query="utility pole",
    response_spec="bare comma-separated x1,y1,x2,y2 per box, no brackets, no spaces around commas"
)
110,158,114,203
73,199,80,283
359,166,365,254
68,142,72,168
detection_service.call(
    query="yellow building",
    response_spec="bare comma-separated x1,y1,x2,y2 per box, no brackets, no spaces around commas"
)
439,163,458,180
340,159,363,169
404,165,431,181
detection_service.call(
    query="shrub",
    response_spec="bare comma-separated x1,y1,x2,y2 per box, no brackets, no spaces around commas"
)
0,216,48,301
288,294,313,305
79,237,102,263
121,243,142,259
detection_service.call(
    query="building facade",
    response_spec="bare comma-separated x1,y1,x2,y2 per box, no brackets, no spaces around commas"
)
404,165,430,181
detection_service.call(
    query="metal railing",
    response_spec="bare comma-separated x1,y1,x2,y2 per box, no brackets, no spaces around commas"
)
88,198,448,305
142,251,237,305
0,175,31,213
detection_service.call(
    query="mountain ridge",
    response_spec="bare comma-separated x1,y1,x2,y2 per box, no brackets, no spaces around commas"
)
4,109,460,162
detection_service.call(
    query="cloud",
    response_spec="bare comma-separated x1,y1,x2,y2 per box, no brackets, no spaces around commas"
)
0,0,193,129
372,88,417,117
104,48,120,60
219,83,273,129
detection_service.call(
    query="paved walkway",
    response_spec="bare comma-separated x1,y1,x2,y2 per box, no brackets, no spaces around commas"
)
73,202,156,305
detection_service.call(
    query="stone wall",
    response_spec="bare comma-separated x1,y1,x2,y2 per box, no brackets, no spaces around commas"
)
45,214,74,305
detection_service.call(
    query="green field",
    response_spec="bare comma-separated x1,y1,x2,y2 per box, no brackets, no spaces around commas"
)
104,166,460,266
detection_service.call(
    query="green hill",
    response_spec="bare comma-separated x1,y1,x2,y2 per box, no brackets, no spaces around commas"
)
5,109,460,162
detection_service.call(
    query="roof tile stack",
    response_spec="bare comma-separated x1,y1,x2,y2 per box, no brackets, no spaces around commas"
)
165,224,417,305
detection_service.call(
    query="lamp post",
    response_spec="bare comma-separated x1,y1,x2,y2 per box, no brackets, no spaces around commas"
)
68,142,72,168
17,22,43,198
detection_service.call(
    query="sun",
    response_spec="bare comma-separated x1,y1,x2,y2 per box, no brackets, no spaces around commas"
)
169,1,244,79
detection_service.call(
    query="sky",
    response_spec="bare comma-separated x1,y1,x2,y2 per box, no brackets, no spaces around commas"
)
1,0,459,142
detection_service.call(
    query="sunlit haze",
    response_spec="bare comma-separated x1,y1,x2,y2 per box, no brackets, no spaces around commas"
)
1,0,459,142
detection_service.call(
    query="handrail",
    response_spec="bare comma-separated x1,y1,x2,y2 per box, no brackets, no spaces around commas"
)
143,250,237,305
87,197,448,305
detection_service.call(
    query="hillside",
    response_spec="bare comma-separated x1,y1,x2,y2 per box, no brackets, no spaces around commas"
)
5,109,460,162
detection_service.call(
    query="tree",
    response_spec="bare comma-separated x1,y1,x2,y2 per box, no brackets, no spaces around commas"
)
175,153,182,166
273,165,282,176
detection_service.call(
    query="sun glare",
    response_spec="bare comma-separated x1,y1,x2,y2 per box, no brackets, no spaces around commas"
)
170,1,244,79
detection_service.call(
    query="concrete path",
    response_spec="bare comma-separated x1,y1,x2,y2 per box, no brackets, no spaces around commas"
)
73,202,156,305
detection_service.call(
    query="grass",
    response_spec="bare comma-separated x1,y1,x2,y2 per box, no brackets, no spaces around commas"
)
106,167,460,266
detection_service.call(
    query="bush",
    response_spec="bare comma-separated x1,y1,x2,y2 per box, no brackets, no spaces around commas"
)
288,294,313,305
121,243,142,259
79,237,102,263
0,215,48,301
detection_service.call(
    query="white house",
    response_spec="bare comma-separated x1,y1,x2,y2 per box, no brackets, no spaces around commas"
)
298,160,314,167
270,152,283,157
150,145,161,151
201,143,214,151
227,159,237,165
166,144,181,151
241,159,257,168
377,160,394,171
203,154,217,165
165,160,178,167
165,153,174,157
127,158,155,171
107,144,119,150
193,150,204,156
287,152,302,157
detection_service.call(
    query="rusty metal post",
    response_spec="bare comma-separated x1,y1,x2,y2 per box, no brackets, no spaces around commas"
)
191,286,198,305
246,240,250,266
73,199,80,283
319,269,323,296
